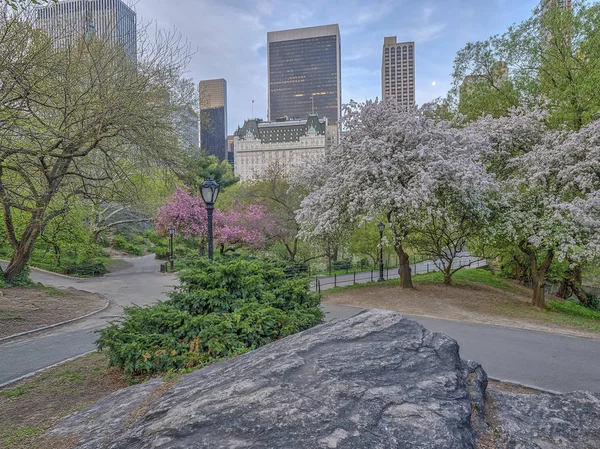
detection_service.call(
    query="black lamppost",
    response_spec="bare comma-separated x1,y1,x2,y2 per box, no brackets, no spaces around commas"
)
377,222,385,282
168,225,175,271
200,178,220,261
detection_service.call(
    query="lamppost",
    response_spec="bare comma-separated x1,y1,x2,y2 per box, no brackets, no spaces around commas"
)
168,225,175,271
377,222,385,282
200,178,220,261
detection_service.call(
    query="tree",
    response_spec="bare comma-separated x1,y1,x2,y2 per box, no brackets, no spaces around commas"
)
3,0,55,9
470,110,600,307
450,1,600,130
519,118,600,306
155,187,276,256
0,7,193,283
409,184,493,286
297,100,489,288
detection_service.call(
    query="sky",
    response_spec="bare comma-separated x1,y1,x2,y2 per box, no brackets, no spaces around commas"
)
132,0,540,133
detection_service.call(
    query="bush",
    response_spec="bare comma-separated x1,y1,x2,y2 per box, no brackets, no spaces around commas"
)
332,260,353,271
96,255,323,379
11,266,33,287
547,299,600,321
65,260,108,276
112,235,145,256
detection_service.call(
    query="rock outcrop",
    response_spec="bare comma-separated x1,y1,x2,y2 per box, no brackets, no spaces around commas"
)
490,390,600,448
48,309,600,448
49,309,486,449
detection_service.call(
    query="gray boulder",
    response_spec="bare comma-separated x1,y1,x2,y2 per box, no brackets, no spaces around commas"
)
491,390,600,448
49,309,486,448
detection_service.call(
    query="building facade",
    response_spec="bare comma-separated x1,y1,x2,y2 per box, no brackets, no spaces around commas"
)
267,24,341,124
381,37,415,107
35,0,136,60
234,115,328,181
199,79,228,161
227,135,235,170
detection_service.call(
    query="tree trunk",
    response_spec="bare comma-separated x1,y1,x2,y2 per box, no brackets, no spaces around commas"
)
528,250,554,308
4,232,38,283
395,244,413,289
443,267,452,286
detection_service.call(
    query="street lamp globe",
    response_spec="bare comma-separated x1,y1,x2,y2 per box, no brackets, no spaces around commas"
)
377,222,385,234
200,178,220,206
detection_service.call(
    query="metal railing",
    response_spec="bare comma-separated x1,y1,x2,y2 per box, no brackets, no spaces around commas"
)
312,257,488,293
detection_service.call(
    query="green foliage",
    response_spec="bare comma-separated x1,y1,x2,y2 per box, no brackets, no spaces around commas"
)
112,235,145,256
547,300,600,321
10,266,32,287
96,255,323,379
64,260,108,276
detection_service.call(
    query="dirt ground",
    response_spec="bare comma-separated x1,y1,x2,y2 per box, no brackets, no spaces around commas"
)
324,282,600,339
0,287,106,338
0,352,127,449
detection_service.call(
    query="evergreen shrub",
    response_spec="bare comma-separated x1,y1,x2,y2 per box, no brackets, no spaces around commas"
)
96,255,323,379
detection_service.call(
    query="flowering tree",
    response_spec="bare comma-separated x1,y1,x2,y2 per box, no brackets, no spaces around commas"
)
214,205,274,254
471,111,600,307
155,187,274,255
518,119,600,306
297,100,489,288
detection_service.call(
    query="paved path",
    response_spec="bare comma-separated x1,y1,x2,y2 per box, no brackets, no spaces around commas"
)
1,257,599,393
0,255,176,386
324,304,600,393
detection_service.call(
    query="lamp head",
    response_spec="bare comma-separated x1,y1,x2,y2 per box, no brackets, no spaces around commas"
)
200,179,220,205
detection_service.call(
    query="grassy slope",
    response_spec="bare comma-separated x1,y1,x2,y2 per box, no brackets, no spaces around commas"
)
324,269,600,333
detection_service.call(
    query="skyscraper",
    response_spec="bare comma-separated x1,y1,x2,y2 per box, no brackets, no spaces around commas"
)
35,0,136,60
199,79,228,161
382,37,415,107
267,24,341,124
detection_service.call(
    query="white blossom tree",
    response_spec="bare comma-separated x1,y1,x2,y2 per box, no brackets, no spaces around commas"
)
471,110,600,307
297,100,490,288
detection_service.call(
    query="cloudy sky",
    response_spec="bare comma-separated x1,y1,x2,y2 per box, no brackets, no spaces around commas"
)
133,0,539,133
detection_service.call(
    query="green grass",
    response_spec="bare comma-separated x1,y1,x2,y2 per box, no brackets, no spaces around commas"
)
56,370,87,383
0,385,34,399
412,269,516,291
0,426,44,446
547,300,600,321
323,268,514,295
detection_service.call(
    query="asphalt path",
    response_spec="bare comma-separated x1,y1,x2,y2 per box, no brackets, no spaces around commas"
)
1,257,599,393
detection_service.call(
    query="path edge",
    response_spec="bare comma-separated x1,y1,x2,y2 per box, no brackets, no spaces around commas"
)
0,297,110,343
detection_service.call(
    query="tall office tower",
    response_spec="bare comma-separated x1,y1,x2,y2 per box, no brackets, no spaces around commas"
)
267,24,341,124
199,79,228,161
35,0,136,60
382,37,415,107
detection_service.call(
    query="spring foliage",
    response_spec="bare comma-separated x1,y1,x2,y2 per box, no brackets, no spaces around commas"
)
96,256,323,378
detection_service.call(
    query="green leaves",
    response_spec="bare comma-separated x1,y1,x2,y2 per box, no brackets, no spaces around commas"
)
95,255,323,380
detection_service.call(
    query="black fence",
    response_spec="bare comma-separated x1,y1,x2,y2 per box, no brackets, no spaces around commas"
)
312,257,488,293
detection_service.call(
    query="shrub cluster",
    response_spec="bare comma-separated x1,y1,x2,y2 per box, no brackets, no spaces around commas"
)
547,299,600,321
96,255,323,379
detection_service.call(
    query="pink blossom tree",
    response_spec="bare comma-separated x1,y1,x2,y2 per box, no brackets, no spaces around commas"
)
155,187,275,255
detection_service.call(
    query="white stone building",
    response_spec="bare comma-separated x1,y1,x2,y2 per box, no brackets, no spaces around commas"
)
234,115,328,181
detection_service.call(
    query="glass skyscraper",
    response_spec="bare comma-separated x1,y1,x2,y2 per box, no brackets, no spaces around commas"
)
35,0,137,60
199,79,228,161
267,24,341,124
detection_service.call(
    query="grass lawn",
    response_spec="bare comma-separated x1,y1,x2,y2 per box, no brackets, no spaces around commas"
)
323,268,600,337
0,353,127,449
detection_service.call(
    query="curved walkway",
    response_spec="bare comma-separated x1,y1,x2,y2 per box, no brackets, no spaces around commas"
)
0,255,176,386
1,257,600,393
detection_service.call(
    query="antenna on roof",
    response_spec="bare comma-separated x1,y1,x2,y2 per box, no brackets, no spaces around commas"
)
310,96,314,115
251,99,254,119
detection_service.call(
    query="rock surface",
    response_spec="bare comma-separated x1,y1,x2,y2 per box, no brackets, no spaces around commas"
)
490,390,600,448
49,309,486,449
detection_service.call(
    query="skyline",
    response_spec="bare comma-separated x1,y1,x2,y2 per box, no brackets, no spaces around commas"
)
132,0,540,132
